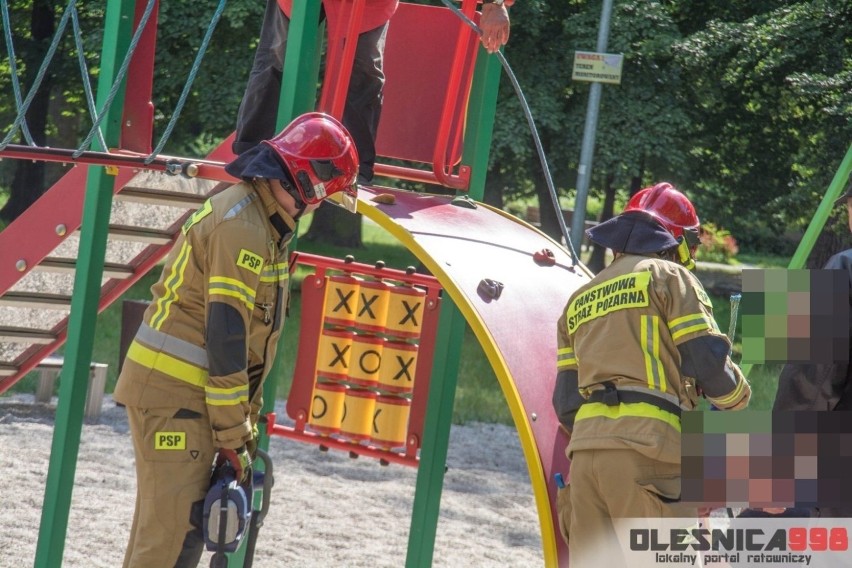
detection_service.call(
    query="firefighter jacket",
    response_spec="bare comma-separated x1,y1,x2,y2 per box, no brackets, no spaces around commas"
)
774,248,852,411
114,179,293,450
555,254,750,464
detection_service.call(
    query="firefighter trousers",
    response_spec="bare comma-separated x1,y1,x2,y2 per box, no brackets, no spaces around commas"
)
566,448,697,567
123,405,217,568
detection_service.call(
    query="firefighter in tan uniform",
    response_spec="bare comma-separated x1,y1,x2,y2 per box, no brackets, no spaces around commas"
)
551,183,751,566
114,112,359,568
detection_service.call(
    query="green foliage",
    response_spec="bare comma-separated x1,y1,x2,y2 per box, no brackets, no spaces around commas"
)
2,0,850,254
671,0,852,249
151,0,262,156
696,222,740,264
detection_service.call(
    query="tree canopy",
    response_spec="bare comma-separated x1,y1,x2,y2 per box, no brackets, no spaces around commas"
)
1,0,849,256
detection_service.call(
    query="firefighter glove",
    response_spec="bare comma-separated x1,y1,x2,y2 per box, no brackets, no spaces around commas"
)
217,446,252,483
246,423,259,458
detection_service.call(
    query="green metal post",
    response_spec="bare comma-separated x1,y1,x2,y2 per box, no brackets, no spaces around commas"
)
33,1,134,566
405,301,467,568
405,48,503,568
739,143,852,379
276,0,323,128
230,2,323,566
788,143,852,270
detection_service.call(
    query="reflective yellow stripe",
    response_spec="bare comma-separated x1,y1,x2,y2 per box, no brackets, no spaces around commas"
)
209,276,255,310
151,241,192,330
711,377,745,407
126,341,207,387
671,324,710,341
668,313,712,342
574,401,681,432
260,262,289,283
641,314,666,392
205,384,249,406
556,346,577,369
182,199,213,234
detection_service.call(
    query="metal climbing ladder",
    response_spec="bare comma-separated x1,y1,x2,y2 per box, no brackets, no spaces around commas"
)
0,161,232,392
0,0,511,566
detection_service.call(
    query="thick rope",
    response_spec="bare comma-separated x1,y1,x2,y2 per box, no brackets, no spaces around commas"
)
73,0,157,157
1,0,33,145
0,0,77,149
440,0,580,265
70,3,106,151
144,0,228,164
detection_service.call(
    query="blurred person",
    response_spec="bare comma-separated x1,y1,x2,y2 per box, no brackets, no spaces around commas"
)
770,178,852,519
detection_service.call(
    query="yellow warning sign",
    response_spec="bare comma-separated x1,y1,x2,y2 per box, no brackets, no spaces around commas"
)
572,51,624,85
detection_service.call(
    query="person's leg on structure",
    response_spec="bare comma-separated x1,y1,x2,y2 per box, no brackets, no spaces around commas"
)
343,22,388,183
122,405,216,568
568,449,624,567
233,0,291,155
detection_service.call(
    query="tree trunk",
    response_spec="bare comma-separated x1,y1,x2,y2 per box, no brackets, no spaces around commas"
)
301,201,363,247
0,0,55,223
587,174,616,273
629,173,643,197
532,154,564,243
482,170,505,210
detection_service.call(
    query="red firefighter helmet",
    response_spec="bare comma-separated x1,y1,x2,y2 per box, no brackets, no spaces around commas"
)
624,183,700,241
263,112,359,212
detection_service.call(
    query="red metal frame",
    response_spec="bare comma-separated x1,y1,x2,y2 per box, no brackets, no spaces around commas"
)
372,0,480,189
318,0,365,119
0,145,236,183
431,0,479,189
317,0,481,190
272,252,442,467
120,0,159,153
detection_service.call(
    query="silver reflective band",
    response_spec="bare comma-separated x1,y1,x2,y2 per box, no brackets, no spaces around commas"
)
341,192,358,213
326,190,358,213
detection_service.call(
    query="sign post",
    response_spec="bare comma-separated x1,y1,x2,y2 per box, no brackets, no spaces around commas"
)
570,0,617,251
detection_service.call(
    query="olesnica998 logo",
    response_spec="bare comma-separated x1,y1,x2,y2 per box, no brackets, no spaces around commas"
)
631,527,848,564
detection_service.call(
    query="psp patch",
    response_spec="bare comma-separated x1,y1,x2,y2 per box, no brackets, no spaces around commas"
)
154,431,186,450
237,248,263,275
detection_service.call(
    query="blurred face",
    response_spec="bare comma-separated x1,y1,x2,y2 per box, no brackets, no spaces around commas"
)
269,179,320,218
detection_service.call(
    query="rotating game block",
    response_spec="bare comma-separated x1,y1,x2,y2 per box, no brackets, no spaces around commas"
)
385,284,426,339
370,394,411,450
339,388,378,442
376,340,418,395
347,333,385,389
323,274,361,328
316,328,354,382
354,279,390,333
308,381,347,435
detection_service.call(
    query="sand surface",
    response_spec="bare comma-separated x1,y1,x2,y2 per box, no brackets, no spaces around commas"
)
0,394,543,567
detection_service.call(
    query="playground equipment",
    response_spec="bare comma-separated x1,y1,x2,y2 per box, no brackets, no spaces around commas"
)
0,0,596,566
